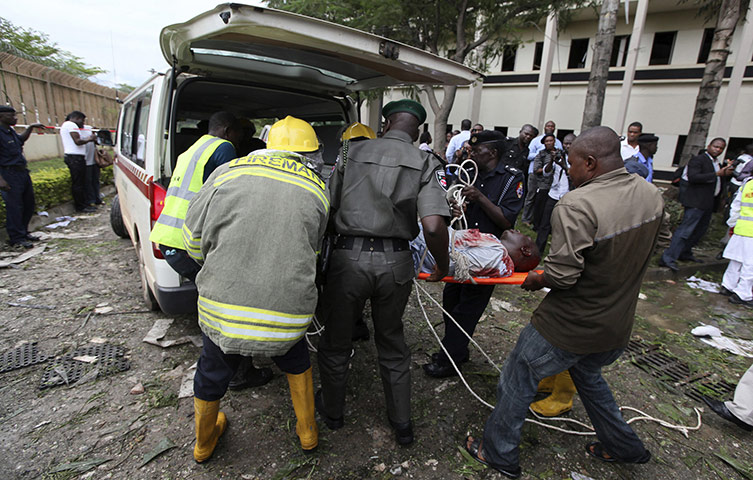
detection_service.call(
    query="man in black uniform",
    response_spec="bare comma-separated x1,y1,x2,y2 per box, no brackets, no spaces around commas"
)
424,130,529,378
316,99,450,446
0,106,45,249
501,124,537,171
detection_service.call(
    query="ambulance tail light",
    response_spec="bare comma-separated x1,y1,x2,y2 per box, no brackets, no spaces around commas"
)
149,180,167,259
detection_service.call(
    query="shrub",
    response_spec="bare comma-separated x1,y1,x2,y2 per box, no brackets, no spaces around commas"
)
0,166,113,227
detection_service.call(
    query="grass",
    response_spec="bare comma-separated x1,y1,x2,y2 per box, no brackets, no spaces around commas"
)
28,157,65,173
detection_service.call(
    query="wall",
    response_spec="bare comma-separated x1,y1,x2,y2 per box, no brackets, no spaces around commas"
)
0,53,123,128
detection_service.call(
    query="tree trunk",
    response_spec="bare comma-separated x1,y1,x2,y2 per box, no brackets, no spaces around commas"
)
680,0,740,165
422,85,458,157
581,0,619,130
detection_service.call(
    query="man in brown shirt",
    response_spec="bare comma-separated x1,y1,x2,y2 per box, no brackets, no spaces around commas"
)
463,127,663,478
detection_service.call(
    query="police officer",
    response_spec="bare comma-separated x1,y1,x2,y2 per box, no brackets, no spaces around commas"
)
0,106,44,249
316,99,450,446
423,130,527,378
150,111,271,390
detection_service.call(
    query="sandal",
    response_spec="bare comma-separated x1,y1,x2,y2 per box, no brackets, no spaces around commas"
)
464,435,521,479
586,442,651,464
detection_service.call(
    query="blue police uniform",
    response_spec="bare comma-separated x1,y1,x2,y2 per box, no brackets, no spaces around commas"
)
435,161,525,368
0,124,36,245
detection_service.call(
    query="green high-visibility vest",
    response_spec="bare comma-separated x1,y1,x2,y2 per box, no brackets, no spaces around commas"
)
734,179,753,238
149,135,231,249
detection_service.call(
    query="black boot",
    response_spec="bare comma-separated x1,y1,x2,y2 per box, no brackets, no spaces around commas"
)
228,356,273,390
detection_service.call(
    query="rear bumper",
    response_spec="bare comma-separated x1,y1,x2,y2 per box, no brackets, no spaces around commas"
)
155,283,198,314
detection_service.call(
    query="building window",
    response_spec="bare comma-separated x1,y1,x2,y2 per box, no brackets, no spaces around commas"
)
501,45,517,71
568,38,589,69
697,28,715,64
557,129,574,143
610,35,631,67
649,31,677,65
494,126,508,136
532,42,544,70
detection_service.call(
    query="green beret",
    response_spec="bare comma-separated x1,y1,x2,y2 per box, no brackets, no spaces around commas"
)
382,99,427,124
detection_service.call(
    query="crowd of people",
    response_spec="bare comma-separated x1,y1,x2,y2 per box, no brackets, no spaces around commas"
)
2,98,751,478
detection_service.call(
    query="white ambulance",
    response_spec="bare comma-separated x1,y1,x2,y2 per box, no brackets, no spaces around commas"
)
110,3,479,314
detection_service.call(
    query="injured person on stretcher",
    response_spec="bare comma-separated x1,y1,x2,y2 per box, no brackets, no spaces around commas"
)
411,225,540,280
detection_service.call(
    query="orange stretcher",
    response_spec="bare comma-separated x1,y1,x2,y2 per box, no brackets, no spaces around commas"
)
417,270,543,285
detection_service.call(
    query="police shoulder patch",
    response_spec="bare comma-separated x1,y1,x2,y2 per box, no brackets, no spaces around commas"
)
516,181,524,199
435,169,449,191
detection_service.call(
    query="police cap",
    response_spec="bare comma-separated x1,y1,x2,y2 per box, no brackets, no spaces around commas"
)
0,105,16,113
637,133,659,144
382,99,427,124
470,130,506,150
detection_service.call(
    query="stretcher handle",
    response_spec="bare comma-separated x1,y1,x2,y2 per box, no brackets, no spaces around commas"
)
416,270,543,285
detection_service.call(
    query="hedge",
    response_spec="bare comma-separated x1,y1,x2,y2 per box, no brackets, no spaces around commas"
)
0,166,113,227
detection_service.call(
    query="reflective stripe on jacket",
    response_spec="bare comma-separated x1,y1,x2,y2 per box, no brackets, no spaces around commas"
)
734,179,753,238
183,149,329,356
149,135,230,249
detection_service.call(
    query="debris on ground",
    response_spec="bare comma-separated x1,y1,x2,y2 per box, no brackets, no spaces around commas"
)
0,342,48,373
489,298,520,312
0,245,46,268
39,343,130,389
178,363,197,399
686,275,720,293
143,318,202,348
139,438,176,467
692,324,753,358
130,382,145,395
45,216,77,229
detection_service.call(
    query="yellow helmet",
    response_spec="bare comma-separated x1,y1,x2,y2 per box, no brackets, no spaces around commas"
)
342,122,376,141
267,116,319,152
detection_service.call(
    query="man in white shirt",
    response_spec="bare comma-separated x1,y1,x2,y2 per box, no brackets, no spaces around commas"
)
620,122,642,160
446,119,472,162
523,120,561,225
60,111,97,212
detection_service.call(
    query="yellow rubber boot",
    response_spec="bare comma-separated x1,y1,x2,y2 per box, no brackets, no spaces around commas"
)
537,375,555,393
193,398,228,463
531,370,576,417
286,367,319,452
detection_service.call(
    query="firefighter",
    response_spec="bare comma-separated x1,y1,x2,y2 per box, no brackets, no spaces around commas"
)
182,116,328,461
149,111,272,390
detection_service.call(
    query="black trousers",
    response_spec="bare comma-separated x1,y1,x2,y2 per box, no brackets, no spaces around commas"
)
535,196,558,254
64,154,87,210
531,188,550,231
0,167,35,244
194,334,310,401
317,246,415,425
85,164,101,205
439,282,496,363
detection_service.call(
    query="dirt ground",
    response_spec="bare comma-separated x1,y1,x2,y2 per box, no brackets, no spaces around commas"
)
0,195,751,480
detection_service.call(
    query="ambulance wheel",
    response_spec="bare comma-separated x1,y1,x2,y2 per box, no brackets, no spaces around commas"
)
110,194,129,239
136,240,160,311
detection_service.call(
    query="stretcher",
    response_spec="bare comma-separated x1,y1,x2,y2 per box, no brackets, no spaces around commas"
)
417,270,543,285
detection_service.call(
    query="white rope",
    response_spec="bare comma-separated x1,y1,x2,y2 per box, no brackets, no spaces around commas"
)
412,279,705,437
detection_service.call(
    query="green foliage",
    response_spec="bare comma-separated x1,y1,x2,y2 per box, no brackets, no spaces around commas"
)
0,17,105,78
0,166,112,226
267,0,585,69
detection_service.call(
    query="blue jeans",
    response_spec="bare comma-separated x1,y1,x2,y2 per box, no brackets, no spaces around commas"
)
662,207,712,264
481,324,646,468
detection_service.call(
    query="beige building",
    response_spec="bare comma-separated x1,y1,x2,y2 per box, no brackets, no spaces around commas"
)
376,0,753,179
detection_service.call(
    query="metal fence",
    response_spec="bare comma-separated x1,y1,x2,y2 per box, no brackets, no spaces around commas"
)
0,53,124,129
